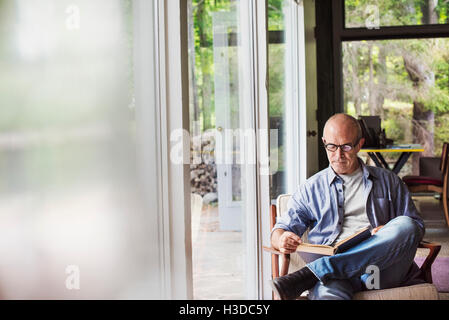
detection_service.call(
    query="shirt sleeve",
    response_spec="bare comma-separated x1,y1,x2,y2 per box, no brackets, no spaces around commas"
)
272,185,311,238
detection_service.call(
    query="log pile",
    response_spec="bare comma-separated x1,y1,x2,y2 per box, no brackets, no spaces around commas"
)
190,131,217,197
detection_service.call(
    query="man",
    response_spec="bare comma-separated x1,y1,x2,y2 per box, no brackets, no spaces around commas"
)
271,113,425,300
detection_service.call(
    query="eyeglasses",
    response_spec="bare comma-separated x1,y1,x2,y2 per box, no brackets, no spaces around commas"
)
323,140,360,152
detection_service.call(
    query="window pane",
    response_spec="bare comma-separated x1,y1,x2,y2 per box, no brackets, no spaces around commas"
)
268,0,305,199
0,0,157,298
268,0,286,199
342,38,449,176
188,0,259,299
268,41,286,200
345,0,449,28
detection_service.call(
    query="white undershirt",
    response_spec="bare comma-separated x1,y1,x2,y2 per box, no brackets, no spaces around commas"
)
333,167,371,244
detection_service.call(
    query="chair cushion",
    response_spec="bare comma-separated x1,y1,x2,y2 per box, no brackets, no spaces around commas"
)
419,157,442,179
353,283,439,300
297,284,439,300
402,175,443,187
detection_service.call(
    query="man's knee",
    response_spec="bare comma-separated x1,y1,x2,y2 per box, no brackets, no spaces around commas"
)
389,216,422,234
384,216,423,244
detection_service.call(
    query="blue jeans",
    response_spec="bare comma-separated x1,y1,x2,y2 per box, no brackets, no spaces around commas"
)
307,216,424,300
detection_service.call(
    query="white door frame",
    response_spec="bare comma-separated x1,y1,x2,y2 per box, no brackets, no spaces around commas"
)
140,0,192,299
285,0,308,193
261,0,308,299
238,0,270,299
160,0,193,300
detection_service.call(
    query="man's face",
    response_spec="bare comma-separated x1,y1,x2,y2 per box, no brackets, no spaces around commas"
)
322,120,364,175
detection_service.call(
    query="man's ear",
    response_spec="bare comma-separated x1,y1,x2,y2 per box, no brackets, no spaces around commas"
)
358,137,365,149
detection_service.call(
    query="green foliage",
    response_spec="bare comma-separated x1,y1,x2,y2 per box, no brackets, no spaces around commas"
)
382,100,413,143
190,0,240,130
268,0,284,31
419,85,449,114
435,0,449,23
190,0,286,130
345,0,449,26
268,44,285,117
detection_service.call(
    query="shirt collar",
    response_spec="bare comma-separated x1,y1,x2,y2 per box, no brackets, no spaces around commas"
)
327,158,377,186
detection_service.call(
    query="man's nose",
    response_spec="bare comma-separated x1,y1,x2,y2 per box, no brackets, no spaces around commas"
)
336,147,345,158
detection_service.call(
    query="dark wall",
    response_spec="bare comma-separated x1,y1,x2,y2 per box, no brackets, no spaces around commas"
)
315,0,343,170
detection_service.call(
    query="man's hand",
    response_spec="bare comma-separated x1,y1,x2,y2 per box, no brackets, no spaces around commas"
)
272,229,302,254
371,225,384,235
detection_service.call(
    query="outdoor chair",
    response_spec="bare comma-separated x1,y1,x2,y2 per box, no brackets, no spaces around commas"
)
402,142,449,227
263,194,441,300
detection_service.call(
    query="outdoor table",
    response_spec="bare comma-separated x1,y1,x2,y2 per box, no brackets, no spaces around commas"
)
361,144,424,174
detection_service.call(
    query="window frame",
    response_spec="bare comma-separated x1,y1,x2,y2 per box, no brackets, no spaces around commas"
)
137,0,193,299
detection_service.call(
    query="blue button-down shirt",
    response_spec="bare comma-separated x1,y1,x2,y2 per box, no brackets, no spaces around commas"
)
273,159,425,245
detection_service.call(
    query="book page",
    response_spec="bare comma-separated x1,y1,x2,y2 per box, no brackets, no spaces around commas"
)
334,226,371,253
296,243,336,256
334,226,370,248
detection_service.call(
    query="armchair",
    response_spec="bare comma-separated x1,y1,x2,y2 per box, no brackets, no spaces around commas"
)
263,194,441,300
402,142,449,227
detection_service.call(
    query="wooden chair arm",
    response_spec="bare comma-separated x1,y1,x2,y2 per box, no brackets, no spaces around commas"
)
262,246,281,255
418,240,441,250
418,241,441,283
262,246,291,279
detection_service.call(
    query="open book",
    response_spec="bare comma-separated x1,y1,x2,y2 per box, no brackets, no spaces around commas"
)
297,226,372,263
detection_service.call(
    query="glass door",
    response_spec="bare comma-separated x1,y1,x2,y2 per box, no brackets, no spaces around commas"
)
189,0,307,299
212,10,243,231
188,0,266,299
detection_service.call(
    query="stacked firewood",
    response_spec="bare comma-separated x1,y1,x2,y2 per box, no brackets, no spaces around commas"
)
190,132,217,198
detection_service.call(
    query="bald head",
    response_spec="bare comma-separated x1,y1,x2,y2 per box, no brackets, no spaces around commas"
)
323,114,362,142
